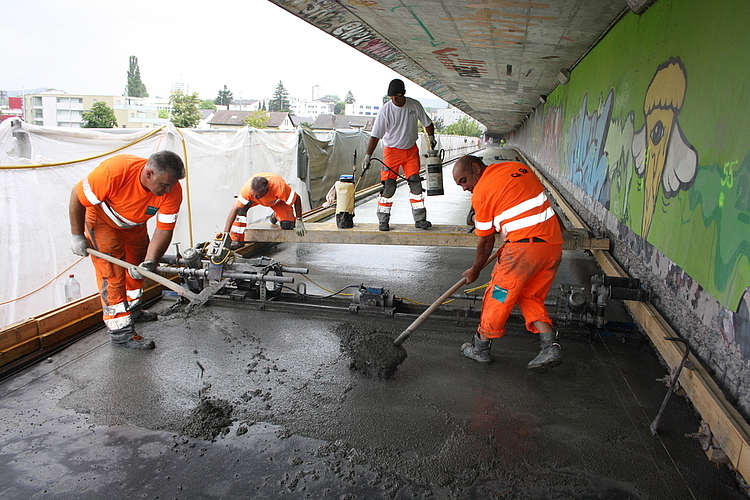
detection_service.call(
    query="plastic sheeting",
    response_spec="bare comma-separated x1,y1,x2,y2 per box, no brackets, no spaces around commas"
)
0,118,479,327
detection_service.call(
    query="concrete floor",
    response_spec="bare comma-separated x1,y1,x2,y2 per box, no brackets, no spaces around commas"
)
0,150,745,499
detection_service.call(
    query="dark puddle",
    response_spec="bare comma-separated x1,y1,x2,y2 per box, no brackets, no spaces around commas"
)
331,322,408,379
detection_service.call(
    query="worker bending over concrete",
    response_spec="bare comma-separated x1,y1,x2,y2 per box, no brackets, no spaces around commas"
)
453,155,564,372
69,151,185,350
224,173,307,249
363,78,436,231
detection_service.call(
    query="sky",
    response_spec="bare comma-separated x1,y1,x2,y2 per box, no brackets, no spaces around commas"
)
1,0,444,107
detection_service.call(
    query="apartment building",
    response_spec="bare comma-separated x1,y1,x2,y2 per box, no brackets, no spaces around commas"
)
345,102,381,116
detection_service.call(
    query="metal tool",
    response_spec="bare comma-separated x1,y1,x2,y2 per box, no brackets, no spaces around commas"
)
86,248,225,313
393,248,500,346
650,336,690,435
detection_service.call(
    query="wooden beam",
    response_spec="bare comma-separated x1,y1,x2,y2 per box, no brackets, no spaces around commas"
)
243,222,609,251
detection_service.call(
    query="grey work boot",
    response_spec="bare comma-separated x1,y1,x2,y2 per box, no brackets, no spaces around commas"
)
527,331,562,373
377,211,390,231
110,327,156,350
461,334,492,364
412,207,432,229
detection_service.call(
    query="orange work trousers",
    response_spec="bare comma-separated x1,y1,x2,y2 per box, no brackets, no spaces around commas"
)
230,202,296,242
85,210,149,332
380,145,420,181
478,241,562,339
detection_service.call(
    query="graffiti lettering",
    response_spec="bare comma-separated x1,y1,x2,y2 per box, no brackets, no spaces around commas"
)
432,47,487,78
721,160,737,188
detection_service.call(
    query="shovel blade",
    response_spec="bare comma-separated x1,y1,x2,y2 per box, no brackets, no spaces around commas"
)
184,279,227,314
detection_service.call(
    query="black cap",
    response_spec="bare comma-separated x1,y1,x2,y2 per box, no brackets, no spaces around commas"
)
387,79,406,96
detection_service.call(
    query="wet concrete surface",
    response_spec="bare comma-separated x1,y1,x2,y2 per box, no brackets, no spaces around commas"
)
1,150,746,499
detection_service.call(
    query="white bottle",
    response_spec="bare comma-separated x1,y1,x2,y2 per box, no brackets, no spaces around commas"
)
65,274,81,303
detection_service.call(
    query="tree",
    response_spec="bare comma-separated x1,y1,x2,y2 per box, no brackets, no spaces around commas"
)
334,102,346,115
243,110,270,129
442,117,482,137
200,99,217,111
81,101,117,128
344,91,355,104
169,90,202,128
214,85,233,106
125,56,148,97
432,117,445,133
269,81,290,112
321,94,340,102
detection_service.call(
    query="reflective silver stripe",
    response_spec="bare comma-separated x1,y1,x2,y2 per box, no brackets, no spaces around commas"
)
475,220,493,231
104,315,133,330
237,195,250,205
102,301,128,316
495,191,548,226
285,188,296,206
127,289,142,300
231,226,245,234
410,201,425,209
81,178,101,205
409,192,426,202
101,201,142,228
378,205,392,214
157,212,178,224
377,195,394,204
501,206,556,237
234,216,247,223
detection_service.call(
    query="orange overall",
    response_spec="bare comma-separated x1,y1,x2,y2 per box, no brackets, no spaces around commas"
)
76,155,182,332
230,173,298,242
472,161,563,339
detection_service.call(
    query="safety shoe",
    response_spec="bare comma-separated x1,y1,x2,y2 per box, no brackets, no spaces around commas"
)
110,333,156,350
527,331,562,373
133,309,158,323
377,212,390,231
461,334,491,364
270,214,278,224
415,220,432,229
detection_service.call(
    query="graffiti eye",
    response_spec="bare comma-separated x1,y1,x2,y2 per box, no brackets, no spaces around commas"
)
650,120,665,146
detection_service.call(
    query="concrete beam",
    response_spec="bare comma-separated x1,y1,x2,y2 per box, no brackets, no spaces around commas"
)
243,223,609,251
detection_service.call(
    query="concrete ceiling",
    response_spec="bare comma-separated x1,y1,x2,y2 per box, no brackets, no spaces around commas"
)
268,0,629,135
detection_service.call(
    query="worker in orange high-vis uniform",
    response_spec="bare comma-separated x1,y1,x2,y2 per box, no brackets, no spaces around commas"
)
223,172,307,249
362,79,436,231
453,155,565,373
69,151,185,350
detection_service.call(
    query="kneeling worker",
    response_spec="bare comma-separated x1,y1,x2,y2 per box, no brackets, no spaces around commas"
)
225,173,307,249
453,155,564,373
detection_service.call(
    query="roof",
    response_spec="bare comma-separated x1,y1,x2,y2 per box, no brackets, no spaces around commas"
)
209,110,255,126
312,114,375,131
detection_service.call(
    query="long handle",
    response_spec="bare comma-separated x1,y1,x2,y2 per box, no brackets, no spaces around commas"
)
393,248,499,346
86,248,198,300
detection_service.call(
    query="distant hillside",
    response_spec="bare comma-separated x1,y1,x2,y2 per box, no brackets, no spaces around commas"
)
5,88,48,97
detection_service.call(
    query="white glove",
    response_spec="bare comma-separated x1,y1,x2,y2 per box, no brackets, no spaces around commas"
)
428,135,437,150
128,260,156,280
295,218,307,237
361,154,372,172
71,234,91,257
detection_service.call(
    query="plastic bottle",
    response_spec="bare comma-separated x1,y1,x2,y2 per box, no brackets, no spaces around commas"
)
65,274,81,303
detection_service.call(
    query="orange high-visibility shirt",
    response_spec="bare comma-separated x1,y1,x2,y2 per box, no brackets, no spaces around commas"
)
76,154,183,230
472,162,562,244
235,172,297,210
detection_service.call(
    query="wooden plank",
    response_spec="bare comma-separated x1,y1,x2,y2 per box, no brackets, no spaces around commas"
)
591,248,750,480
243,222,609,250
0,337,41,366
39,311,102,348
0,321,39,351
36,295,101,334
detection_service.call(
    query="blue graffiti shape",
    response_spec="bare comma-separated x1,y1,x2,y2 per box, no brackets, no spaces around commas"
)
566,91,614,205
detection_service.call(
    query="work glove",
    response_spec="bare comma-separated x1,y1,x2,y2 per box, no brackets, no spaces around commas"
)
295,218,307,237
71,234,91,257
428,135,437,150
361,154,371,173
128,260,156,280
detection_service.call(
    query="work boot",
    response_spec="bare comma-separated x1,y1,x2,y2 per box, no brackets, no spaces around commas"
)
412,208,432,229
461,333,492,364
280,220,294,230
133,308,158,323
109,328,155,350
270,214,278,225
377,212,390,231
527,331,562,373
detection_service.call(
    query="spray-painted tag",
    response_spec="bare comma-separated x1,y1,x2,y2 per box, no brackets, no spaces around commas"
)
491,285,508,303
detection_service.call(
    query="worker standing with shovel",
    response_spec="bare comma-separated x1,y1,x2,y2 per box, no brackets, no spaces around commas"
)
69,151,185,350
453,155,565,372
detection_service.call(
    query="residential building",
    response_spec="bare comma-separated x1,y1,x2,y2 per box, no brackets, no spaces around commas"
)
312,114,374,131
229,100,260,112
289,97,336,119
208,110,299,131
345,102,381,117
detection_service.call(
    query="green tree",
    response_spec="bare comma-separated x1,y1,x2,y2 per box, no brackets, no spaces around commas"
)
300,122,313,129
432,117,444,133
200,99,217,111
214,85,233,106
81,101,117,128
125,56,148,97
442,117,482,137
269,81,290,112
158,108,169,119
243,110,269,129
169,90,201,128
321,94,340,102
334,102,346,114
344,90,355,104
